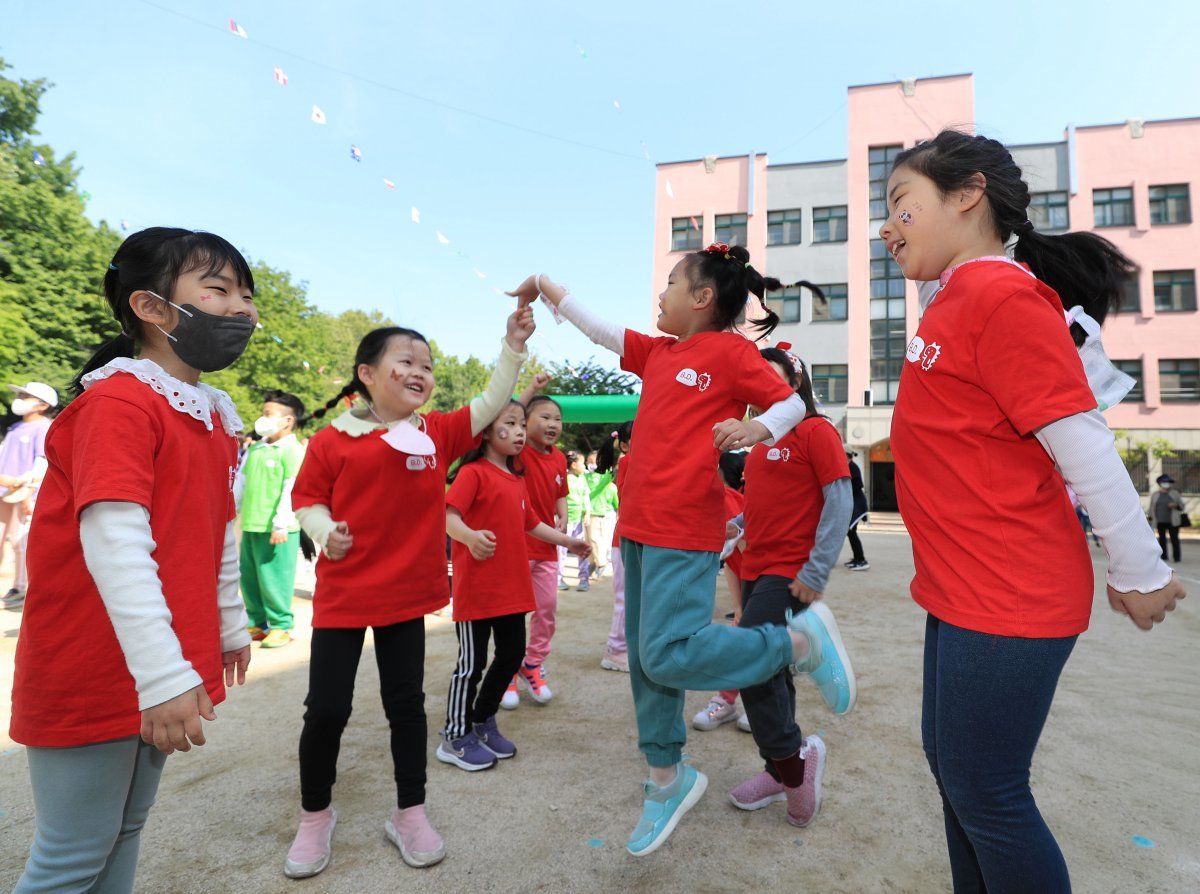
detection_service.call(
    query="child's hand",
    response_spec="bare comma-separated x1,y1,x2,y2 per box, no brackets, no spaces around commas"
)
140,684,217,755
506,275,541,308
324,522,353,560
505,305,536,351
725,521,741,540
712,419,770,452
1106,575,1186,630
566,537,590,558
789,578,823,604
467,529,497,560
223,645,251,687
269,529,288,545
530,371,552,391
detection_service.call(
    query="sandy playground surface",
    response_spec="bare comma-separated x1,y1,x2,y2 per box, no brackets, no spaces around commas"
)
0,528,1197,894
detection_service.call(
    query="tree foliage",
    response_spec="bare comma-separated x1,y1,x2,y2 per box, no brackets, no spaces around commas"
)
543,357,637,454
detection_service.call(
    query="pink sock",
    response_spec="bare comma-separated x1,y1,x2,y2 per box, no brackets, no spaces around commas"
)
392,804,443,857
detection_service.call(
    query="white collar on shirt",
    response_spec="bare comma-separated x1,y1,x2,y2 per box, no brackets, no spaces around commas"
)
80,357,243,436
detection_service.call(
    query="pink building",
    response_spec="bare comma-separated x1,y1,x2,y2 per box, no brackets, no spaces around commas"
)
652,74,1199,509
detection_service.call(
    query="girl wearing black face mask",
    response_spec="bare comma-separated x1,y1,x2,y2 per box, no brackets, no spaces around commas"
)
10,228,257,894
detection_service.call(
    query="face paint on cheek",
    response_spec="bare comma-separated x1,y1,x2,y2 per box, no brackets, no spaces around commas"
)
899,210,913,226
497,429,509,441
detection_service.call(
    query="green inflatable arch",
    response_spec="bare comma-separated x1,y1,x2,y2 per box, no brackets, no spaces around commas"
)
545,394,640,423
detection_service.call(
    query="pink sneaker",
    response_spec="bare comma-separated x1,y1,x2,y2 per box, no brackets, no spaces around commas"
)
785,735,827,828
284,806,337,878
729,771,786,811
385,804,446,868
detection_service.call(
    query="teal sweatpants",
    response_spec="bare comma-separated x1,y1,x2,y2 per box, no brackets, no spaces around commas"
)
239,530,299,630
621,539,794,768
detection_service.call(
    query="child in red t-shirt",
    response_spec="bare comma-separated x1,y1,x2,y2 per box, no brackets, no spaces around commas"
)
498,382,569,709
10,228,257,892
438,401,589,771
507,246,853,857
881,130,1186,888
595,421,633,672
285,310,534,877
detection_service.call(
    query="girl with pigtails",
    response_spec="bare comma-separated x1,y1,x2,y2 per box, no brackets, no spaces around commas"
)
881,130,1186,890
282,307,534,878
507,245,856,857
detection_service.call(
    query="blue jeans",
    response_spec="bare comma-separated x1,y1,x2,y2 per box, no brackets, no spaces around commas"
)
15,736,167,894
621,540,793,768
922,614,1076,893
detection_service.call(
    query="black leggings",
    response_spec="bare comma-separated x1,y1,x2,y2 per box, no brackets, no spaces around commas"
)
739,575,805,771
1157,523,1181,562
299,619,427,811
846,523,866,563
443,613,527,740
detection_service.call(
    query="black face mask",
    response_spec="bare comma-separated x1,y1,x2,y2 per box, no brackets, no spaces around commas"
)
149,292,255,372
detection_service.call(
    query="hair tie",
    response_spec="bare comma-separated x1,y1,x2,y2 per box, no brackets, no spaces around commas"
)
108,262,119,271
611,430,619,438
1016,219,1035,234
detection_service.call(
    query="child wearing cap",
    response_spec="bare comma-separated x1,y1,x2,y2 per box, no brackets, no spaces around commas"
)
1,382,58,608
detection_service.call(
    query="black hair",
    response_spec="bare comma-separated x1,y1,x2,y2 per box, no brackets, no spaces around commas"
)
595,419,634,475
892,130,1136,344
72,227,255,394
524,394,562,417
681,245,824,341
718,450,745,491
263,389,306,427
306,326,428,423
760,347,821,418
448,399,525,480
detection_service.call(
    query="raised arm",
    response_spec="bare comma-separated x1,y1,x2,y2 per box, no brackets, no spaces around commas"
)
507,274,625,356
470,306,534,435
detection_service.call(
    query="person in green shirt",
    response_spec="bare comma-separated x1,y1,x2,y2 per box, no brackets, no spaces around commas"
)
237,391,306,647
585,454,619,580
562,451,593,591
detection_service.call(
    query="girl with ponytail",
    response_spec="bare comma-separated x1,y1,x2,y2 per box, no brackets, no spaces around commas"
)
504,252,853,857
881,129,1186,889
283,307,535,878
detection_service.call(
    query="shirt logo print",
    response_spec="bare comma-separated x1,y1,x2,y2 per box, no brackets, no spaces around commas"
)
920,342,942,370
696,372,712,392
676,368,698,387
905,335,925,363
765,447,791,462
406,456,426,471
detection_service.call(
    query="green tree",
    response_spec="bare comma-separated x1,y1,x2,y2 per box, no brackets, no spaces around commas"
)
543,357,637,454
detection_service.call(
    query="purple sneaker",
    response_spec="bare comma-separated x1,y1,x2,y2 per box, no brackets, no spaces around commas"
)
435,732,496,771
473,715,517,759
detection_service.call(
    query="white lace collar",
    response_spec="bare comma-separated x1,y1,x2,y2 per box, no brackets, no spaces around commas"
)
80,357,244,436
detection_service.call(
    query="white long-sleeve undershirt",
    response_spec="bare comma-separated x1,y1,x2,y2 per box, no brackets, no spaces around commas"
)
469,337,529,435
80,503,249,710
1035,409,1171,594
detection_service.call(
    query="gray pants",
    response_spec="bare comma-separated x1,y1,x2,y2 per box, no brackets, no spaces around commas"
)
15,736,166,894
739,575,806,768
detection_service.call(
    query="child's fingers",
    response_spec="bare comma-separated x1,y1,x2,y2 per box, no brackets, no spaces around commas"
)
184,713,207,748
197,686,217,721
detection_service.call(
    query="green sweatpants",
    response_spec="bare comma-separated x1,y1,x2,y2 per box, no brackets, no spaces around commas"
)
239,530,299,630
621,539,794,768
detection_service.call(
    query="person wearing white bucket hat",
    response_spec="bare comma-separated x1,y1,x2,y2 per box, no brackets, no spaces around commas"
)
1,381,58,609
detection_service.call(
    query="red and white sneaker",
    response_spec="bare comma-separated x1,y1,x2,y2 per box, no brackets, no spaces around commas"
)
518,663,553,703
500,677,519,710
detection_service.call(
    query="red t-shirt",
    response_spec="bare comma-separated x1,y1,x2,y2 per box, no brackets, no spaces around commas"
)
521,445,568,561
618,330,796,552
722,486,745,579
446,460,540,621
741,416,848,580
291,407,478,628
890,261,1097,638
11,374,237,747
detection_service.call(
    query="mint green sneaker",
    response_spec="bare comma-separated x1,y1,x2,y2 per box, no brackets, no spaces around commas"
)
626,763,708,856
787,601,856,715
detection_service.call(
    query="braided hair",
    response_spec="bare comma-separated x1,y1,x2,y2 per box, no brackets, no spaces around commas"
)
682,244,823,341
305,326,428,423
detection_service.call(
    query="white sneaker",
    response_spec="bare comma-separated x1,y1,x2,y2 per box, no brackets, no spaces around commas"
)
500,678,519,710
737,712,751,732
692,697,738,731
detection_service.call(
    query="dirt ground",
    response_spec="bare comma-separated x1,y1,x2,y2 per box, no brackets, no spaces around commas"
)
1,529,1197,894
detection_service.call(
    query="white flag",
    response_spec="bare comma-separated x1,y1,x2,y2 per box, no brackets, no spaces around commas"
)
410,207,420,224
435,231,450,244
311,105,327,125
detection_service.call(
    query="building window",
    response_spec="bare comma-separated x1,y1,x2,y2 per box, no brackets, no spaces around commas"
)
868,146,903,221
765,285,804,323
1029,191,1069,232
1161,450,1200,493
1153,270,1197,312
1159,358,1200,402
811,365,849,404
767,209,802,246
1093,187,1134,228
1113,359,1143,402
812,205,848,243
714,213,747,246
1113,274,1141,314
869,238,905,404
1149,184,1192,225
670,216,702,252
811,283,848,321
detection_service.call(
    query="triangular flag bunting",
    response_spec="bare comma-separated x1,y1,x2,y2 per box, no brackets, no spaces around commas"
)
383,178,395,189
310,105,327,125
273,66,288,86
410,207,421,224
435,231,450,244
229,19,248,38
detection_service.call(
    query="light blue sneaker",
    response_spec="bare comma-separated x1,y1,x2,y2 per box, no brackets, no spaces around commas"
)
786,602,856,715
626,763,708,857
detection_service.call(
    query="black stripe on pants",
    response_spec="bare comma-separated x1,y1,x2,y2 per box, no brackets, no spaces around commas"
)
298,619,428,811
443,613,527,740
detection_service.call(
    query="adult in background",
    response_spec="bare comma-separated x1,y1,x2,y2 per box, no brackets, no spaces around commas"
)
843,447,869,571
1149,474,1186,564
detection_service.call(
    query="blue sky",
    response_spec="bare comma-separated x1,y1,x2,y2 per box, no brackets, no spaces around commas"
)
6,0,1199,371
